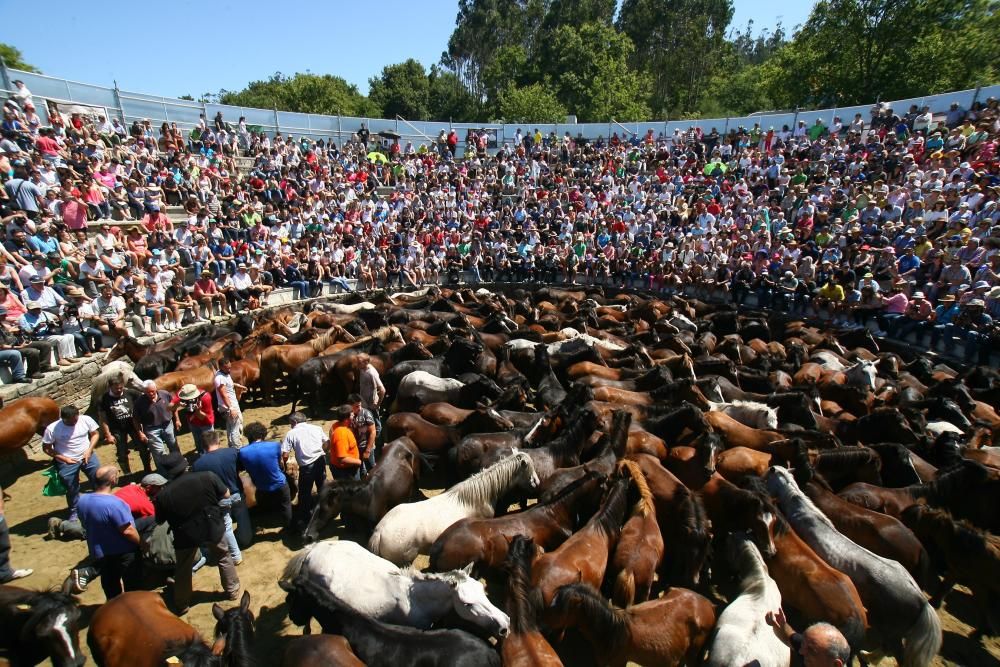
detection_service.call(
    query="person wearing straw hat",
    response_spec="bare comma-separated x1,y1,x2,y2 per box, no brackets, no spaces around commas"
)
892,291,932,341
62,285,104,356
954,298,994,363
172,383,214,454
925,294,961,350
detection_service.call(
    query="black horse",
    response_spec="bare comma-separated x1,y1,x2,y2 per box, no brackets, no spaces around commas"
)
0,586,84,667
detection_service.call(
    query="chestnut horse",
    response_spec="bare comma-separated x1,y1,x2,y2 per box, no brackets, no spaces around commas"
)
547,583,715,667
258,325,356,401
0,397,58,454
610,459,664,607
531,474,629,607
281,635,364,667
500,536,564,667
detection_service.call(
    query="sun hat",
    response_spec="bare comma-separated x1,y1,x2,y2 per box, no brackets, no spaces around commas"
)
968,298,985,307
26,301,41,309
912,291,925,299
178,384,200,401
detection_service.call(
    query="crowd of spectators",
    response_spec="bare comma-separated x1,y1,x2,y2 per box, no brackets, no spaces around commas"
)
2,79,1000,371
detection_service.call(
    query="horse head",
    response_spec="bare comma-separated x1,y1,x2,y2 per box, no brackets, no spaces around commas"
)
211,590,255,664
844,359,877,391
440,568,510,638
5,591,84,667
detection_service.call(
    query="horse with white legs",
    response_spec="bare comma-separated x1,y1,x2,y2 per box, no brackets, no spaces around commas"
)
280,540,509,638
704,534,791,667
369,451,539,565
765,466,941,667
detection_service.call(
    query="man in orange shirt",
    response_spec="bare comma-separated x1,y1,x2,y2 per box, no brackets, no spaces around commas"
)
328,405,361,480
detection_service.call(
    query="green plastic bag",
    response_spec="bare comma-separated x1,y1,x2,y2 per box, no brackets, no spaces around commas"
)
41,466,66,497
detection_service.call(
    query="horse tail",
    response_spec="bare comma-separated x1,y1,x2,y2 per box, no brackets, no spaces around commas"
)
279,547,312,590
612,569,635,608
902,600,942,667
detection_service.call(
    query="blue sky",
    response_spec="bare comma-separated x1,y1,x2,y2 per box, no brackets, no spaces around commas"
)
1,0,812,98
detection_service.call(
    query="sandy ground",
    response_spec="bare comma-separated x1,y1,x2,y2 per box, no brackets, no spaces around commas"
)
1,399,999,666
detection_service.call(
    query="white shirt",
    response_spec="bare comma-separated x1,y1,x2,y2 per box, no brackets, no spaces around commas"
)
214,371,239,414
231,271,253,289
43,416,99,459
281,423,328,466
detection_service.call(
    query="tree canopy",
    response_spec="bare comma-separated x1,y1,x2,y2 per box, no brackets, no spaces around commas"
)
0,43,39,73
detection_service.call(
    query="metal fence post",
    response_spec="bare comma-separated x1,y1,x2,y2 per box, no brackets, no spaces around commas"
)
337,114,342,145
972,83,983,108
274,106,280,136
112,80,126,124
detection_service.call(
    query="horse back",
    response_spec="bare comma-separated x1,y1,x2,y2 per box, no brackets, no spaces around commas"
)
88,591,198,667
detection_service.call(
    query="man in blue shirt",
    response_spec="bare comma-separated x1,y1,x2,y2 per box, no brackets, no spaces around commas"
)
896,246,921,279
239,421,291,530
191,431,250,563
77,466,141,600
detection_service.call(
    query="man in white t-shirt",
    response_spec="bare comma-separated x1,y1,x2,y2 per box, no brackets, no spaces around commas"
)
42,405,101,522
213,358,245,449
280,411,329,528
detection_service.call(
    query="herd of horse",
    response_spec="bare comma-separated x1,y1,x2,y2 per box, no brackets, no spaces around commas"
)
3,283,1000,666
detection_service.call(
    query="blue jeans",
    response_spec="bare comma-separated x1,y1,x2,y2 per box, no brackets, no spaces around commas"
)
288,281,310,300
0,349,25,380
146,422,177,458
218,493,247,563
56,454,101,519
296,458,327,526
329,276,352,293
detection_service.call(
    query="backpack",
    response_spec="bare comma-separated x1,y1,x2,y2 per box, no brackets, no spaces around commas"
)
144,521,177,570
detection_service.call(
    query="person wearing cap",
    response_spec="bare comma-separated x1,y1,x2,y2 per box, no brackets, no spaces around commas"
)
75,465,142,600
18,299,75,367
172,383,214,454
20,271,66,316
891,291,932,341
0,304,31,382
153,459,241,614
953,298,994,364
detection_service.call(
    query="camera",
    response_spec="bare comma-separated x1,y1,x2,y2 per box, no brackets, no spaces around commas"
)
180,397,200,413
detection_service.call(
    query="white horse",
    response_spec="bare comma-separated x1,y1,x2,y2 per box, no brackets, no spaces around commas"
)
320,301,378,314
370,451,539,565
556,328,627,352
394,371,500,411
810,350,847,371
708,400,779,429
705,535,790,667
280,539,509,637
766,466,941,667
925,420,965,437
87,360,144,415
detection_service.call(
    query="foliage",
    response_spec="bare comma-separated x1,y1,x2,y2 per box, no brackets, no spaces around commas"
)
219,72,378,118
617,0,735,115
0,43,39,73
499,83,567,123
428,66,482,122
368,59,431,120
541,22,651,121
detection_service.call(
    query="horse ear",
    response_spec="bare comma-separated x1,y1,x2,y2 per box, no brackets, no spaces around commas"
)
240,590,251,612
461,562,475,576
212,602,226,621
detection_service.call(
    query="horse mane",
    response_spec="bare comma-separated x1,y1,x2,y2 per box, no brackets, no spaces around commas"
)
914,459,994,502
402,567,469,586
616,459,654,518
731,536,770,595
907,505,999,557
740,476,794,536
551,583,626,645
545,470,604,507
587,476,629,538
309,326,348,352
504,536,541,635
543,409,593,456
163,640,216,667
449,452,535,507
814,447,880,469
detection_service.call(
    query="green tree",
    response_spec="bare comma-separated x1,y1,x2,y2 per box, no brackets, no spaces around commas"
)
499,83,567,123
541,22,651,121
219,72,377,117
368,59,431,120
540,0,616,32
481,45,535,115
618,0,734,115
0,43,39,73
428,66,481,122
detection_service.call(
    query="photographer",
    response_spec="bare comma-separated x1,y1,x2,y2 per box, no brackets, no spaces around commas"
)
172,383,214,454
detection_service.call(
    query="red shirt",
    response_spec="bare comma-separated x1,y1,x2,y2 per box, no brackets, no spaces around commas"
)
115,484,155,517
171,391,214,427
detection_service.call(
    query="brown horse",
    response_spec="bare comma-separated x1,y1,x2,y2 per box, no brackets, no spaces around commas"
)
259,325,356,400
901,504,1000,633
610,460,664,607
105,333,185,363
87,590,254,667
419,402,542,429
281,635,365,667
547,583,715,667
384,408,515,454
500,536,564,667
531,474,629,607
428,471,606,574
174,332,243,372
0,397,58,454
154,365,216,394
742,475,869,652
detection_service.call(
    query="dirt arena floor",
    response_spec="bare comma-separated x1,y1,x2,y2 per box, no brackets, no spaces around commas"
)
2,398,999,666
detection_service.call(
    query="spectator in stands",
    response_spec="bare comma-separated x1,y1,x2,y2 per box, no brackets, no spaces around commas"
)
91,282,128,339
18,300,74,366
193,269,227,318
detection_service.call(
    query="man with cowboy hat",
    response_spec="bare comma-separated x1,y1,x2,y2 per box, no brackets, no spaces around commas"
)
172,383,214,454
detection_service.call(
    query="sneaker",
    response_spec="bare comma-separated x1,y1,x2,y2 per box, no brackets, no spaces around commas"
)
47,516,62,540
6,568,32,581
192,555,207,572
69,567,88,593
